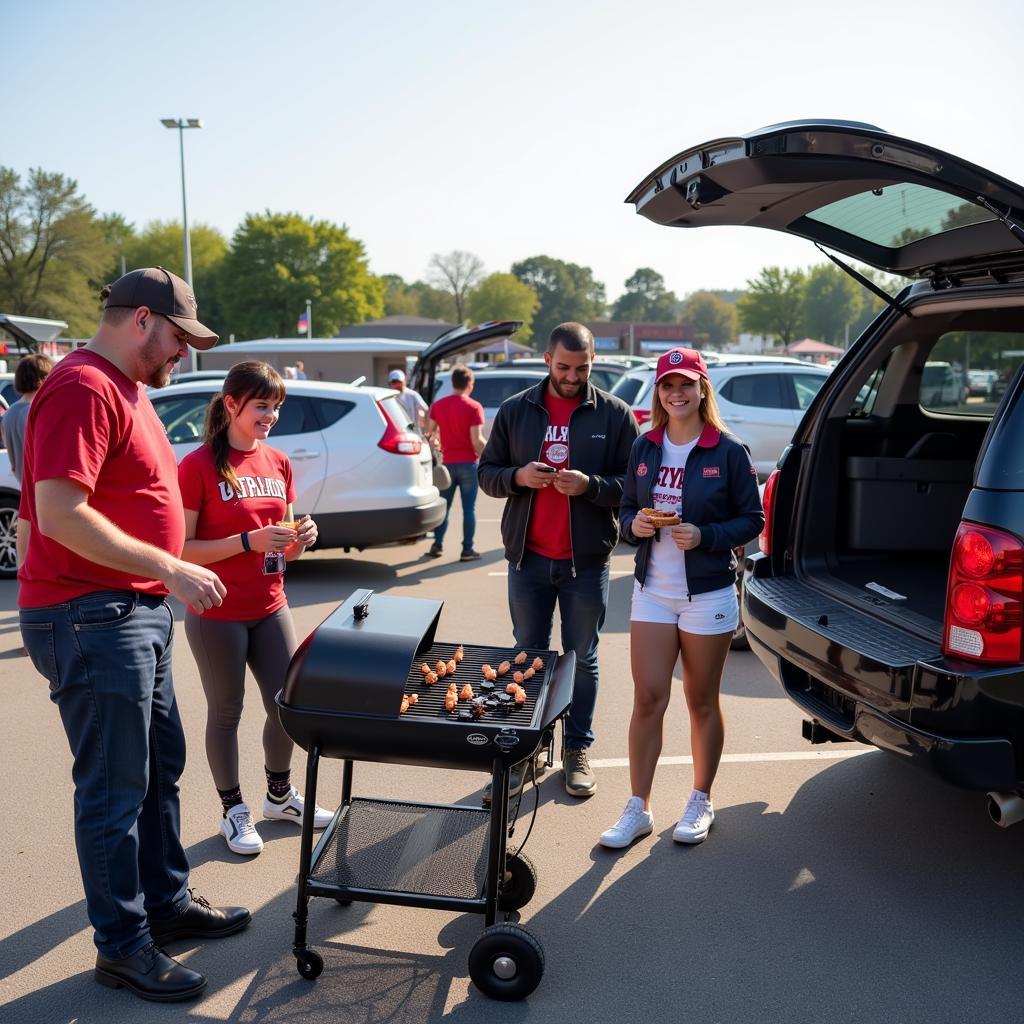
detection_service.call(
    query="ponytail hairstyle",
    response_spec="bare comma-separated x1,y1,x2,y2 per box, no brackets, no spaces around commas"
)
204,360,287,493
649,371,729,435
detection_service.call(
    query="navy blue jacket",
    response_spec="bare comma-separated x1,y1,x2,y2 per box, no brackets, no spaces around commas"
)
620,422,765,595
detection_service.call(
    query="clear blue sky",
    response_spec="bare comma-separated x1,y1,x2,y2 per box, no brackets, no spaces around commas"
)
4,0,1023,302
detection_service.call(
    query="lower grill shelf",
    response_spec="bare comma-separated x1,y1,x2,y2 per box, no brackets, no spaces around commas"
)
309,798,490,901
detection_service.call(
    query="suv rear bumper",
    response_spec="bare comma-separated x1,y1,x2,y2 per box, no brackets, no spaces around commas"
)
744,571,1020,792
315,497,447,549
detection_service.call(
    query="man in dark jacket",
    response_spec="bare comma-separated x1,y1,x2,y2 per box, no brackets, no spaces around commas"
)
479,323,639,799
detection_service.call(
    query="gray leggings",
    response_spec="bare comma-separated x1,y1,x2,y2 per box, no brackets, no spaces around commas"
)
184,606,298,791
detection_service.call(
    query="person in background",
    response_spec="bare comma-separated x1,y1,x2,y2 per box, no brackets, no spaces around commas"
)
18,267,248,1003
293,360,308,380
600,348,763,850
178,361,329,857
478,322,639,802
3,353,54,483
426,365,485,561
388,368,429,434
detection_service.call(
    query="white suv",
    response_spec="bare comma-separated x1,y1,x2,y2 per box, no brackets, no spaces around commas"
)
149,379,445,551
611,356,832,479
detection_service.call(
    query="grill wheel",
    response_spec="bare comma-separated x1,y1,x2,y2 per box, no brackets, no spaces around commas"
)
468,923,545,1000
498,852,537,912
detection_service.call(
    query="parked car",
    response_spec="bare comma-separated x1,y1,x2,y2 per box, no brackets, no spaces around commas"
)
921,360,966,406
165,369,228,386
611,356,830,479
149,379,445,550
967,368,1000,400
628,118,1024,820
431,368,548,435
0,457,18,577
0,373,17,407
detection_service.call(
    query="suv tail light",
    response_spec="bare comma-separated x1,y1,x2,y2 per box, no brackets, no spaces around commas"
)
377,401,422,456
943,523,1024,664
759,469,779,556
633,408,651,426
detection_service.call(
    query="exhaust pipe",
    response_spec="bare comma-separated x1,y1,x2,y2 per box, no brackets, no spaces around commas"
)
987,791,1024,828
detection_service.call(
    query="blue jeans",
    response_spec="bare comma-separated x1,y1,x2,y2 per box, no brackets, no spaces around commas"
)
20,591,191,958
507,551,610,749
434,461,478,553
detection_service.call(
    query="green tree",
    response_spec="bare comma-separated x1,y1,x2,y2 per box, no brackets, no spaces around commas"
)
737,266,806,346
121,219,229,336
381,273,421,316
0,167,114,336
511,255,606,348
409,280,458,321
466,272,540,344
611,267,678,322
683,291,737,349
801,264,864,347
219,212,384,340
428,250,484,323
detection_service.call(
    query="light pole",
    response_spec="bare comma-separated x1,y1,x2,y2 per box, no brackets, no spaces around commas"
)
160,118,203,285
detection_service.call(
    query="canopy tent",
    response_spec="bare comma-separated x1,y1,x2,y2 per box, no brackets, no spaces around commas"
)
784,338,845,356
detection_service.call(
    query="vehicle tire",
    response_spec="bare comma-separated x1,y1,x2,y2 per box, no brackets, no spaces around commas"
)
0,495,17,579
498,852,537,912
295,949,324,980
468,924,544,1001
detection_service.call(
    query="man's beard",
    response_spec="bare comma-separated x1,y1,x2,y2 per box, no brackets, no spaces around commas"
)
140,332,177,388
550,376,582,399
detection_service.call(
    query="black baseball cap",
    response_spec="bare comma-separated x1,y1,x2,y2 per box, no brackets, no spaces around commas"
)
103,266,218,350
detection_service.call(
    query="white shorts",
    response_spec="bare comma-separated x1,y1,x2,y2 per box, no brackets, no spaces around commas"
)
630,580,738,635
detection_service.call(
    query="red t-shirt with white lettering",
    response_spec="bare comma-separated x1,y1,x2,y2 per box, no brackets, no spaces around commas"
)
18,349,186,607
178,443,296,621
525,390,581,560
429,393,485,464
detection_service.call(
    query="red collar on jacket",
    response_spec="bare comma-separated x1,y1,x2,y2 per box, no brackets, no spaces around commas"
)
646,421,720,449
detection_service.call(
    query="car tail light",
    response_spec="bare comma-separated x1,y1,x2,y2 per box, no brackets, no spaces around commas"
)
943,523,1024,664
633,408,651,426
759,470,780,556
377,402,422,456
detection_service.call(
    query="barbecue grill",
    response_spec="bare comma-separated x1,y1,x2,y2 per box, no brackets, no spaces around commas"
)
277,588,575,1001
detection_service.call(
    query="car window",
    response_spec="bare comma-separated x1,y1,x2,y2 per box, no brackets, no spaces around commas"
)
152,393,210,444
274,395,317,436
611,374,646,406
588,368,620,392
471,376,539,407
921,331,1024,415
308,397,355,429
719,373,787,409
792,373,827,411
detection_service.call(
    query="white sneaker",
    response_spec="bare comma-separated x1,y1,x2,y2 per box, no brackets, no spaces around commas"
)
673,791,715,844
599,796,654,849
221,802,264,856
263,786,334,830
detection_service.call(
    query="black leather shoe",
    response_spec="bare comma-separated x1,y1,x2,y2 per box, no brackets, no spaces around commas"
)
149,890,251,945
95,941,206,1002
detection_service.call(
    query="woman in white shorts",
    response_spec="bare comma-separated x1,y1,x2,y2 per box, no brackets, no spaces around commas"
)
600,347,763,849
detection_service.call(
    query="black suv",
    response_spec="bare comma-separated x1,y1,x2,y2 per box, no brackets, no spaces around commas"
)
628,121,1024,822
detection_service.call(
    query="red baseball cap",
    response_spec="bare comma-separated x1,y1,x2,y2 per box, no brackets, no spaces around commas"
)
654,347,708,384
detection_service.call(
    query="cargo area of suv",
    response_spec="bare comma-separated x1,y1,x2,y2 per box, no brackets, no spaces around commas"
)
627,119,1024,806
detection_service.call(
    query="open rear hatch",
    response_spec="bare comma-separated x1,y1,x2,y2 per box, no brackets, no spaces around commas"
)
409,320,523,400
626,120,1024,282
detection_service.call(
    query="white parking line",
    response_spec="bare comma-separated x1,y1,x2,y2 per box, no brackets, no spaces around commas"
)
487,570,634,577
552,749,870,770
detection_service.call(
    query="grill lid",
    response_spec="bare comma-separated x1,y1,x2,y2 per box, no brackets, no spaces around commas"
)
282,589,442,716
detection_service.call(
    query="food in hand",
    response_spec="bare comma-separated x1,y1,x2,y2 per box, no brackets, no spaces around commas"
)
446,659,457,674
459,683,474,700
497,661,511,676
276,520,300,530
640,507,681,527
454,645,465,662
514,650,527,665
531,656,543,672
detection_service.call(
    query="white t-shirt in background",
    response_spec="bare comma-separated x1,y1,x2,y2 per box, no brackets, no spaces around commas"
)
644,435,697,599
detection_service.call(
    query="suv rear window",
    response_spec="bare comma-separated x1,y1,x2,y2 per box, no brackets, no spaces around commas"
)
806,184,994,248
920,332,1024,414
611,374,646,406
719,373,788,409
471,375,540,407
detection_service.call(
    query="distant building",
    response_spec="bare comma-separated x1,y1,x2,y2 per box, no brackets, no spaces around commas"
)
338,315,457,343
582,320,696,357
728,332,781,355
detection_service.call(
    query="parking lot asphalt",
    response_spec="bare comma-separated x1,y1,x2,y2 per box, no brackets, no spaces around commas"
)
3,491,1023,1023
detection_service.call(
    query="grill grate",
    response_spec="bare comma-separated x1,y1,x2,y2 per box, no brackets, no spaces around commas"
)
309,798,490,900
402,643,554,727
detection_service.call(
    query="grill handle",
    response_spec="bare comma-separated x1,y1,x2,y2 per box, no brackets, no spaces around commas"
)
540,651,577,726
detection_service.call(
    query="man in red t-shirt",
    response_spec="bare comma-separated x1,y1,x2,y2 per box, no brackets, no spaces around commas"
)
18,268,249,1002
426,365,486,561
479,323,639,802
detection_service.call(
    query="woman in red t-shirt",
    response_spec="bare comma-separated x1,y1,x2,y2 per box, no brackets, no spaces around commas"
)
178,361,330,856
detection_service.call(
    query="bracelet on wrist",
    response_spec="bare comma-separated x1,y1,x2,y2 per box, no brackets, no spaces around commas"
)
240,531,250,552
